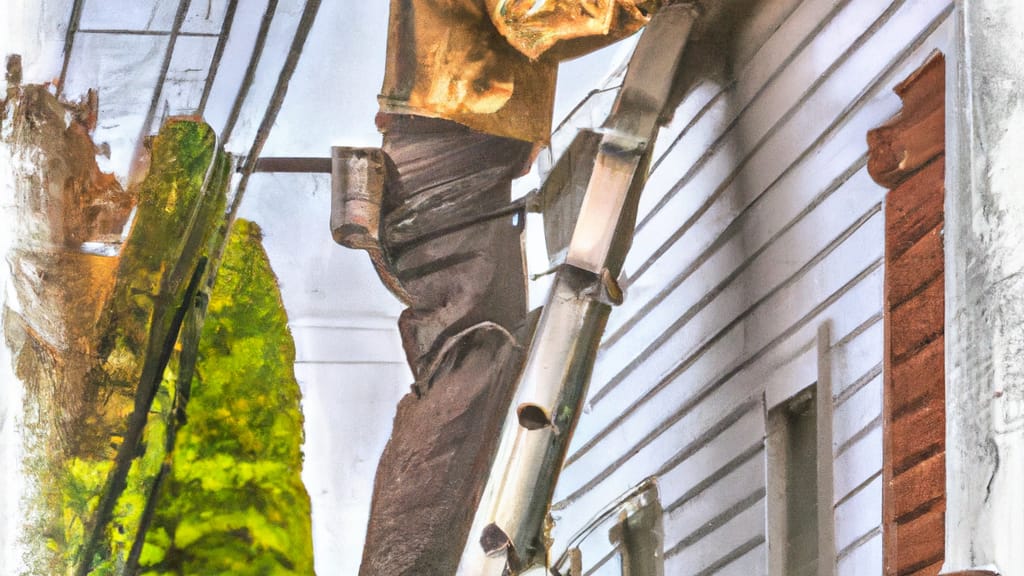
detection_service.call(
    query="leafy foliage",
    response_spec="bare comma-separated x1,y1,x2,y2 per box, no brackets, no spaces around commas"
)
35,119,219,575
15,113,313,575
138,219,314,576
58,377,174,575
99,119,218,398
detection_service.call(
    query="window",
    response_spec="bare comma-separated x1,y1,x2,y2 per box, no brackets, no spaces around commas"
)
764,324,836,576
552,479,664,576
767,387,821,576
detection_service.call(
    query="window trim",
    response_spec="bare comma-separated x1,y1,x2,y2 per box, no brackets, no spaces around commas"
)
764,323,836,576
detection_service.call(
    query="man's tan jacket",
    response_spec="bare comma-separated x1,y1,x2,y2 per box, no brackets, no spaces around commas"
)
379,0,665,144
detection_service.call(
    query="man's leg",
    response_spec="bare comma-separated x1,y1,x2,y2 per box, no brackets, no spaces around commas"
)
359,116,533,575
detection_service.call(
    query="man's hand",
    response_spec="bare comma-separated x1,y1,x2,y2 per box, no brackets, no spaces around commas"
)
628,0,662,17
622,0,700,24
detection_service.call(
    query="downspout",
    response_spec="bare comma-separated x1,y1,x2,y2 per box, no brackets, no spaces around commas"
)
455,4,702,574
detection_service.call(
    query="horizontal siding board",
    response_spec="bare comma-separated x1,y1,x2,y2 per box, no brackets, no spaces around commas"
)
741,165,878,275
565,212,882,477
638,0,860,226
666,432,764,512
729,0,805,77
634,0,896,230
665,497,766,573
554,267,885,545
711,542,767,576
836,361,884,409
833,373,883,454
661,413,766,513
628,120,741,276
730,211,883,370
738,0,896,114
650,82,728,165
643,88,733,210
834,424,883,503
544,2,954,574
625,0,952,282
605,26,938,354
664,457,766,551
606,86,888,345
735,0,849,106
764,338,818,411
606,153,873,364
673,489,768,562
736,0,901,148
597,164,883,403
552,392,763,545
665,445,765,519
569,13,950,477
830,318,884,401
576,201,885,457
554,263,886,569
835,475,883,553
838,531,883,576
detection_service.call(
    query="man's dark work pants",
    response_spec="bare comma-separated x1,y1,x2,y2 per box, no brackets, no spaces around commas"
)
358,116,533,576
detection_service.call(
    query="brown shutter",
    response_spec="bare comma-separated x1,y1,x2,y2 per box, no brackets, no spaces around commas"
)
867,51,946,576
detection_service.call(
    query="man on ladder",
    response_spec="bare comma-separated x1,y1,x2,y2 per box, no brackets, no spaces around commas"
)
344,2,700,574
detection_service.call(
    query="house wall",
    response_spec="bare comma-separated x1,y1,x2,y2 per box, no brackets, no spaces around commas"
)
544,0,955,573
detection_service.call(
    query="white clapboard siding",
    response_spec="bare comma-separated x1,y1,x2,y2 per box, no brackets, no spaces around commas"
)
544,0,955,573
830,316,884,402
624,0,930,277
666,499,767,575
583,166,883,423
663,448,766,552
838,532,883,576
833,425,883,509
551,263,882,535
659,409,766,513
711,543,769,576
563,206,885,483
833,373,883,456
289,319,408,575
833,475,883,558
